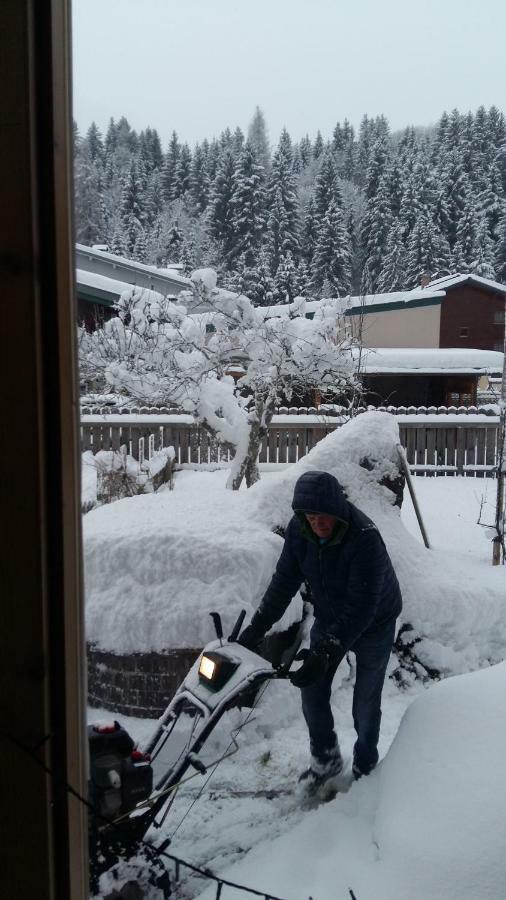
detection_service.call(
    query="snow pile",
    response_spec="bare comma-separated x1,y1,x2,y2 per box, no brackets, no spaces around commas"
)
196,662,506,900
84,411,506,670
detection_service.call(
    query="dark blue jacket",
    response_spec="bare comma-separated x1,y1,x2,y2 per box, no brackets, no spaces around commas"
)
255,471,402,650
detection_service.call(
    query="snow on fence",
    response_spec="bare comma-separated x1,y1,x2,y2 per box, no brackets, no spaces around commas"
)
81,403,500,417
80,411,502,477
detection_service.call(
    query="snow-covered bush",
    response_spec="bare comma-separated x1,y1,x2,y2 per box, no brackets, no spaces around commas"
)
82,446,175,511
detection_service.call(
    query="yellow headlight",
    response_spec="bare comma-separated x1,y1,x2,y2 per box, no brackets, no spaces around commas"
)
199,655,216,680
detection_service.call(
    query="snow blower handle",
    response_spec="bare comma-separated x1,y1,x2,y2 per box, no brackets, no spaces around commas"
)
229,609,246,642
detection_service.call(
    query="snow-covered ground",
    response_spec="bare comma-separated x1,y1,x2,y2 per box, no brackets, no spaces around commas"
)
86,414,506,899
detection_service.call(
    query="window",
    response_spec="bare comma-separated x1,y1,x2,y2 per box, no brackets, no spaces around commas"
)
493,310,505,324
459,326,469,338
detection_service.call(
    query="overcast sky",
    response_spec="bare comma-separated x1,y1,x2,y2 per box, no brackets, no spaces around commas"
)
72,0,506,147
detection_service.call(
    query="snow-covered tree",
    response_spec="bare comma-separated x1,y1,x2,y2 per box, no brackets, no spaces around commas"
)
312,200,352,297
247,106,270,172
230,142,267,266
377,220,408,292
80,281,357,490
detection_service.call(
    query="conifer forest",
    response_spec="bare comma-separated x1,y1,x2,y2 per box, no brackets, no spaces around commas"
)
74,106,506,303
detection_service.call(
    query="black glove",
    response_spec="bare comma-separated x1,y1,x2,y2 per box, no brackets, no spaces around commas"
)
288,636,345,688
288,647,329,688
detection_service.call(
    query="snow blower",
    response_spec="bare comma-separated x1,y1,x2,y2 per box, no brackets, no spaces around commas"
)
88,609,303,897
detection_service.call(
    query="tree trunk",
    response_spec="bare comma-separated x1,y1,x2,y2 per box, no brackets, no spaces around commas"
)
230,400,273,490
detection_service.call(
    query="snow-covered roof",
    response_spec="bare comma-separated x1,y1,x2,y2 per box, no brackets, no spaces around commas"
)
426,272,506,295
76,268,173,304
75,243,192,287
262,272,506,320
357,347,504,375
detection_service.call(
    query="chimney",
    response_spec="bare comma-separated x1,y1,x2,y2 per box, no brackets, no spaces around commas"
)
420,272,431,288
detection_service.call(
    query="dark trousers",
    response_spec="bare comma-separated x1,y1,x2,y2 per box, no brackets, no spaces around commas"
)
301,616,396,774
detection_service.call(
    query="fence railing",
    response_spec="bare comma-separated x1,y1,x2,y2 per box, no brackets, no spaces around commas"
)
81,403,500,417
81,413,502,477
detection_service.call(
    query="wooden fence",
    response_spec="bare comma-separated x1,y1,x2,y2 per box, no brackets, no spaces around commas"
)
81,413,502,477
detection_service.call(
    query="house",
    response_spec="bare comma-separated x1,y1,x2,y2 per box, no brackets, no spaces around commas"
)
75,243,192,327
356,347,504,407
343,273,506,353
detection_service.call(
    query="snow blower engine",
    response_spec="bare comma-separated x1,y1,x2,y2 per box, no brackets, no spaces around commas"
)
88,721,153,823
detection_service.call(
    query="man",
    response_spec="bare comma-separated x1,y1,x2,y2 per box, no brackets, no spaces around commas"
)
239,470,402,791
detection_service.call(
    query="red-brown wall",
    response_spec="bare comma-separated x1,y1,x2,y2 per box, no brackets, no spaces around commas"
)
439,284,505,351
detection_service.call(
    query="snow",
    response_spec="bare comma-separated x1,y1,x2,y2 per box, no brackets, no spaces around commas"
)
76,268,150,299
86,449,506,900
426,271,506,295
84,411,505,667
191,267,218,293
358,346,504,374
194,663,506,900
76,243,192,286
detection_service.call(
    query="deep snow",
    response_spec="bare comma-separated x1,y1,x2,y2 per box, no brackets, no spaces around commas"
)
86,414,506,899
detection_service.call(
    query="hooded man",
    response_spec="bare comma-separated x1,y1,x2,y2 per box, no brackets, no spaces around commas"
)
238,470,402,791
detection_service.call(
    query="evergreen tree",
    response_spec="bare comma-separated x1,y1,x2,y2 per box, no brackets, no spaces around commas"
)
74,141,106,245
302,197,318,266
233,127,245,155
313,130,324,160
311,200,352,297
206,149,236,260
274,251,299,302
435,149,470,249
478,160,504,239
229,142,267,266
377,220,408,292
86,122,104,163
299,135,312,167
104,117,118,157
404,214,450,288
453,198,480,270
332,121,343,152
360,175,393,294
120,158,147,255
313,150,342,217
162,131,181,201
236,250,275,306
247,106,270,171
173,143,192,198
494,210,506,281
266,129,300,269
190,143,210,213
471,217,496,278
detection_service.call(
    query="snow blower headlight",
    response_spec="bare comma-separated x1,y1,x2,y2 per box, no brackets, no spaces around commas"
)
198,651,239,691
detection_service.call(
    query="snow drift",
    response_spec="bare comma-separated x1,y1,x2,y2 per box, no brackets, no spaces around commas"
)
195,662,506,900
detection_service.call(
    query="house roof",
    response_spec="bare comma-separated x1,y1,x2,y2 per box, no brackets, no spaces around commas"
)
75,243,192,288
76,269,175,306
356,347,504,375
425,273,506,296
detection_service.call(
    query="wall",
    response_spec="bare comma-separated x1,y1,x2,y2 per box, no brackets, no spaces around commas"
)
440,285,506,351
87,646,201,718
348,302,441,347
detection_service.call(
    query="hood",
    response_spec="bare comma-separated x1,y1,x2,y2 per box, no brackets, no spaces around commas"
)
291,470,350,521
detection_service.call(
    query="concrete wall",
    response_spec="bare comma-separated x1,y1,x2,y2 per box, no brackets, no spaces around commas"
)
348,303,441,347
